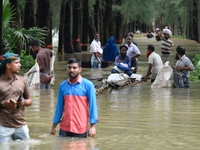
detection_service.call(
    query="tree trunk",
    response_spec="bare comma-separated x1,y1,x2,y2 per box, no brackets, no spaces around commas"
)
102,0,113,45
64,0,74,53
198,0,200,43
23,0,34,29
88,16,96,43
36,0,52,47
99,1,103,46
9,0,21,28
93,0,99,33
81,0,89,51
186,0,193,39
89,1,99,43
115,0,124,43
0,0,2,56
73,0,81,53
193,0,198,42
46,7,53,48
58,0,65,54
9,0,21,54
108,0,114,36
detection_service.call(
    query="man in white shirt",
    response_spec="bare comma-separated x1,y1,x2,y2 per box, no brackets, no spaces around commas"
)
90,33,103,68
143,44,163,82
125,35,141,73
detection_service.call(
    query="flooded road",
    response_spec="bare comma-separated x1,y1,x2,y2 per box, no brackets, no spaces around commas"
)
1,36,200,150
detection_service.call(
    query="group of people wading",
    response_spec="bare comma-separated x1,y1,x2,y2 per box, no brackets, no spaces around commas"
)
0,27,195,142
90,29,194,88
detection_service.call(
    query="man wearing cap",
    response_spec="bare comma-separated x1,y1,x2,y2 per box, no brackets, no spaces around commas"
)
161,28,174,55
0,52,32,142
160,28,174,64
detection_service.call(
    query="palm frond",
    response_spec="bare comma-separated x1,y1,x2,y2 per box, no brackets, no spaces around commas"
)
2,1,16,28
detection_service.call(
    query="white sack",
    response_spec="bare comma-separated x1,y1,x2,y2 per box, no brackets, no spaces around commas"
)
151,61,173,88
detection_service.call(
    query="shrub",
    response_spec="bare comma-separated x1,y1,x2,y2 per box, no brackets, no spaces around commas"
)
190,52,200,81
20,50,35,70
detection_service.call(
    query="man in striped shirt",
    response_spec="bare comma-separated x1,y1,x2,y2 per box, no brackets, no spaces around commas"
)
161,28,174,54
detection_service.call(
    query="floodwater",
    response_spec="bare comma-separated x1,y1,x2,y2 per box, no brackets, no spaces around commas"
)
1,36,200,150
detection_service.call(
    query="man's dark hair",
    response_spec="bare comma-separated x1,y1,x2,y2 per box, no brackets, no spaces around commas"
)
29,40,40,47
119,45,128,51
128,32,134,38
147,44,155,51
67,58,82,67
94,33,99,37
176,45,185,55
119,45,129,62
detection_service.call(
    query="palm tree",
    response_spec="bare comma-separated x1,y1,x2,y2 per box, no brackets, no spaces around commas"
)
2,0,47,55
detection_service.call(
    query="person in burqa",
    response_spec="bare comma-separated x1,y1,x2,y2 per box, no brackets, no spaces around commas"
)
172,45,195,88
103,36,118,64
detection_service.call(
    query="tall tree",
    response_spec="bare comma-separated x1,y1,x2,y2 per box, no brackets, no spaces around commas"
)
0,0,2,57
63,0,74,53
23,0,34,29
73,0,81,52
192,0,198,42
115,0,124,44
185,0,193,39
9,0,21,28
198,0,200,43
88,0,98,43
36,0,52,47
81,0,89,51
9,0,21,53
93,0,100,33
102,0,113,45
58,0,65,54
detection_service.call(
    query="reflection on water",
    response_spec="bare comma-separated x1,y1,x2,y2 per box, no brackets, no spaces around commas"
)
2,38,200,149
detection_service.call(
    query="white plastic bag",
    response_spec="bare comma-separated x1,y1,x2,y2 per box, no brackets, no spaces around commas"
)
50,51,56,85
24,62,40,89
107,73,129,83
151,61,173,88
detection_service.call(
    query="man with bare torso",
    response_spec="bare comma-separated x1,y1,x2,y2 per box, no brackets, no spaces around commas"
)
29,40,52,89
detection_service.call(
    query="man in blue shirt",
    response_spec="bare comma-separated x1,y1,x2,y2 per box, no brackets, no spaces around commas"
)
50,58,98,138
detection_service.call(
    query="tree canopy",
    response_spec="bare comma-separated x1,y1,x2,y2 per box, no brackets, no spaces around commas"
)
1,0,200,54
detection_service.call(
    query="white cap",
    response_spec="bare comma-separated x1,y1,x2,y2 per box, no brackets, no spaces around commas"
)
163,28,172,36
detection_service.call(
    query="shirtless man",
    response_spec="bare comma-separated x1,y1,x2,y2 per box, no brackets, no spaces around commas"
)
29,40,52,89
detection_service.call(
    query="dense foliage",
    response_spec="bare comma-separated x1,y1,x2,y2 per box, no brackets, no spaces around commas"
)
2,0,47,54
190,53,200,81
20,50,35,70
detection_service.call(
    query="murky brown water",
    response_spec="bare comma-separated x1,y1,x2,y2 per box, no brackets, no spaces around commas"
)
1,36,200,150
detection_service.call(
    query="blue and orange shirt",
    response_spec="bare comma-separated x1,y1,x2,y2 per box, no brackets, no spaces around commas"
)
53,75,98,134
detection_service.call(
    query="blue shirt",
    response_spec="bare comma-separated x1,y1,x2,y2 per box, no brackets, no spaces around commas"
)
53,75,98,133
115,55,131,72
